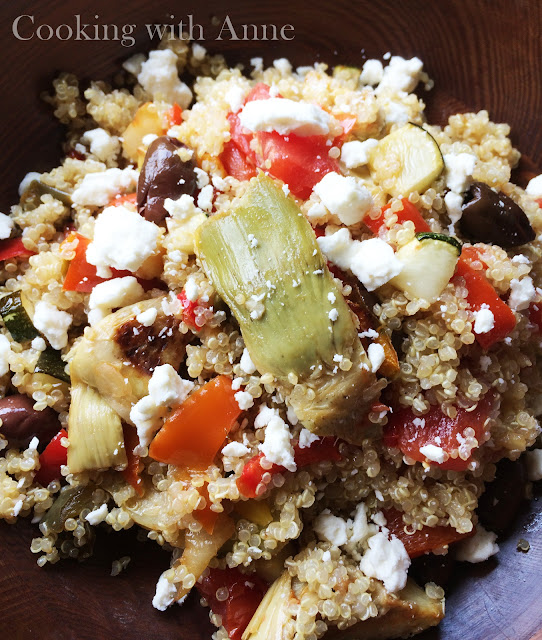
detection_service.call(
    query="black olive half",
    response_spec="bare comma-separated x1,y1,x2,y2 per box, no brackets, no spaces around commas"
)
137,136,197,224
459,181,535,248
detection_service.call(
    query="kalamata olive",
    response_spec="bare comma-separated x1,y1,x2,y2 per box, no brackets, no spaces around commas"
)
0,394,60,451
477,457,527,533
137,136,197,224
459,181,535,247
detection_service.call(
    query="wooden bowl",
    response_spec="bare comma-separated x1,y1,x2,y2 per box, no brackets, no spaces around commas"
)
0,1,541,638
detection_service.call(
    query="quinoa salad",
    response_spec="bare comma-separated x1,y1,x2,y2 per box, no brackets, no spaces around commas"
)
1,37,542,640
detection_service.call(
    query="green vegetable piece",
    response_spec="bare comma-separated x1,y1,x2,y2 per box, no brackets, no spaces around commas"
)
20,180,72,210
0,290,40,343
195,174,383,441
416,232,462,255
41,484,95,534
35,346,70,383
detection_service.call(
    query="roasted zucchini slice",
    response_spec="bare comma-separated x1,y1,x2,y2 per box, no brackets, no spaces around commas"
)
0,290,40,343
35,346,70,383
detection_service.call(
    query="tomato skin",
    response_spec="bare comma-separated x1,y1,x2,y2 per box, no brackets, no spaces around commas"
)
383,395,493,471
35,429,68,486
383,508,475,557
220,140,257,181
0,238,36,262
163,103,183,128
197,568,267,640
365,199,430,235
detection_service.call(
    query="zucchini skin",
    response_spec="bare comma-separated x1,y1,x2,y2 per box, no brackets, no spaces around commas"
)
416,232,462,254
35,347,70,383
0,291,40,343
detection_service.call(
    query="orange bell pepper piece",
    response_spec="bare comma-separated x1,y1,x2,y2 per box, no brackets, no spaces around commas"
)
149,375,242,469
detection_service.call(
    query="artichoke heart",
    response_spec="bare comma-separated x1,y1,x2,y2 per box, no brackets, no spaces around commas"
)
242,571,296,640
195,174,382,442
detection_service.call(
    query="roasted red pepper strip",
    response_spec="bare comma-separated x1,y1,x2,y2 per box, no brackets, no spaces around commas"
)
121,424,144,497
197,568,267,640
163,102,183,128
108,192,137,207
237,437,342,498
35,429,68,486
365,199,430,235
0,237,36,262
383,507,475,558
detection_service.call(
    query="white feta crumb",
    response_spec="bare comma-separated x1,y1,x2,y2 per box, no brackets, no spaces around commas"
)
28,437,39,451
164,194,203,220
31,337,46,352
197,184,214,212
376,56,423,94
372,511,387,527
0,213,14,240
88,277,145,325
250,57,263,73
350,503,378,544
192,43,207,60
367,342,385,373
479,355,492,372
351,237,403,291
328,308,339,322
273,58,293,74
86,205,160,278
322,550,331,562
457,525,499,563
314,513,349,546
286,405,299,426
511,254,530,264
32,301,72,350
340,139,379,169
85,504,109,525
239,98,331,137
360,59,383,85
526,449,542,481
444,190,464,227
0,334,11,377
419,444,447,464
130,365,194,449
443,153,477,194
152,573,181,611
508,276,536,311
473,306,495,334
231,377,243,391
184,276,200,303
82,128,120,162
258,411,296,472
359,531,410,592
240,348,257,375
138,49,192,109
136,307,158,327
359,328,379,339
142,133,158,147
235,390,255,411
526,174,542,198
225,85,247,113
313,172,373,225
72,168,138,207
194,167,210,189
298,428,319,449
122,53,146,76
327,292,336,304
18,171,41,197
282,183,290,197
222,441,250,458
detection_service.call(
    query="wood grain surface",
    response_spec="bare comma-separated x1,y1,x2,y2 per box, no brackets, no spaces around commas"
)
0,1,541,639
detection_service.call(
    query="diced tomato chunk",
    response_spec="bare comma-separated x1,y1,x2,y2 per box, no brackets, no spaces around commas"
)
35,429,68,486
197,568,267,640
383,394,494,471
163,103,183,128
244,82,273,103
365,199,430,235
220,140,257,181
0,238,36,262
383,508,475,557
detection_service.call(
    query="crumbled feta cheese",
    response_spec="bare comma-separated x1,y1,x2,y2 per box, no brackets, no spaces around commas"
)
122,53,146,76
313,172,373,225
359,59,383,85
164,194,203,220
0,213,14,240
153,573,181,611
298,428,319,449
456,525,499,563
85,504,109,525
372,511,387,527
31,336,46,352
225,85,247,113
443,153,477,193
87,205,160,278
258,410,296,471
88,277,145,325
508,276,536,311
340,139,379,169
286,405,299,426
239,98,331,137
512,254,530,265
444,190,464,227
72,168,138,207
192,43,207,60
382,100,410,126
367,342,385,373
250,57,263,73
184,276,200,303
235,390,254,411
18,171,41,196
254,404,278,428
138,49,192,108
231,377,243,391
314,513,349,546
474,306,495,334
479,355,492,372
322,550,331,562
194,167,210,189
136,307,158,327
32,301,72,350
376,56,423,94
526,174,542,198
526,449,542,481
28,437,39,451
130,365,194,450
142,133,158,146
327,292,336,304
419,444,447,464
222,441,250,458
350,237,403,291
240,348,257,375
197,184,214,212
350,503,378,544
82,128,120,162
359,531,410,592
0,334,11,377
273,58,293,74
328,308,339,322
